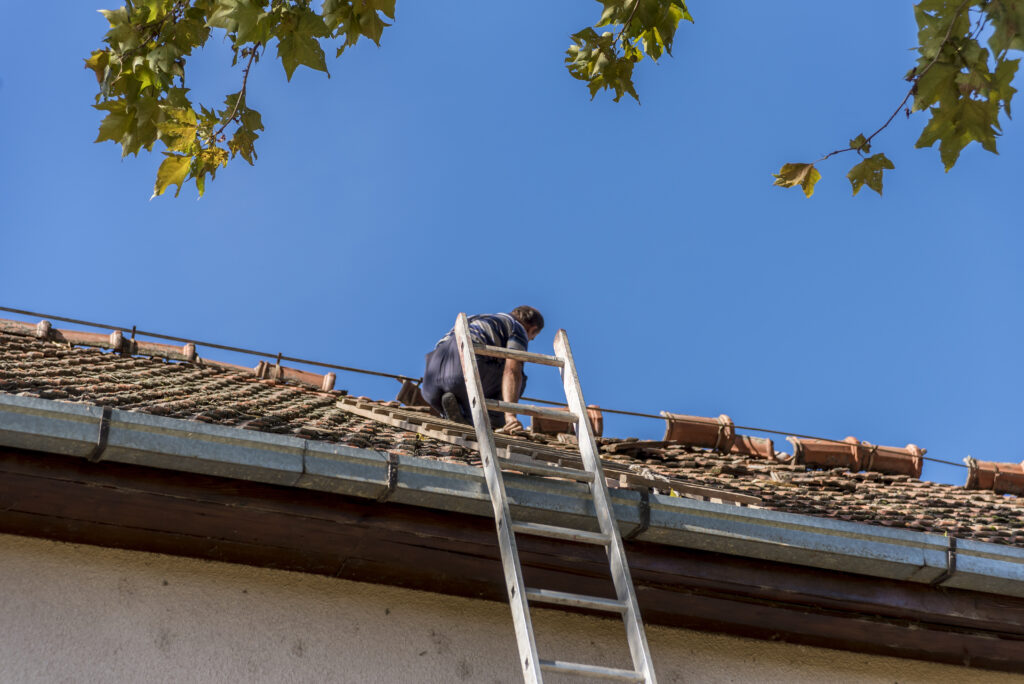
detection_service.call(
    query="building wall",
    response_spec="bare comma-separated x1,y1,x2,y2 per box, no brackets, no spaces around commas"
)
0,533,1017,684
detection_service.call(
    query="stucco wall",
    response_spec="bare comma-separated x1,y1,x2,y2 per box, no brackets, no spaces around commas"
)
0,533,1018,684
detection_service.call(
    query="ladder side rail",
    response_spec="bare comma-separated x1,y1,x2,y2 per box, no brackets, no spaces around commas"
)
454,314,544,684
553,329,657,684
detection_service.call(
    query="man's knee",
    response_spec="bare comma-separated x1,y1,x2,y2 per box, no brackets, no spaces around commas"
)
420,382,442,412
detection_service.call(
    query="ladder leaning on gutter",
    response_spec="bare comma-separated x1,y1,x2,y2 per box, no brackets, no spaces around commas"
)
454,313,657,684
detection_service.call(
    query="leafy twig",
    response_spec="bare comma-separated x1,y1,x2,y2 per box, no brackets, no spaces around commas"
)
968,6,989,43
214,43,261,140
616,0,642,45
816,0,972,163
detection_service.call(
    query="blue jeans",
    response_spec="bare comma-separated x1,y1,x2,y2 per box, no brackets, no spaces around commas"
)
421,336,526,428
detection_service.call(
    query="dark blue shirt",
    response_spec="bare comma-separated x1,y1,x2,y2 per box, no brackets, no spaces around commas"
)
437,313,528,352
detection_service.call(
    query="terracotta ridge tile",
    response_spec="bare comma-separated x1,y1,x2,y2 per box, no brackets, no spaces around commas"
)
0,317,339,395
965,457,1024,496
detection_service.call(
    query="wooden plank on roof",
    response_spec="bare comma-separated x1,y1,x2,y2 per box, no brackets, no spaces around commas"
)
333,399,761,506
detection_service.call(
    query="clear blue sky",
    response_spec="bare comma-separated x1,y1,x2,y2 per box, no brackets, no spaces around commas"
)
2,2,1021,486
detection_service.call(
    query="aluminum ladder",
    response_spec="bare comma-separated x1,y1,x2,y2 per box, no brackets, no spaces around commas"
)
453,313,656,683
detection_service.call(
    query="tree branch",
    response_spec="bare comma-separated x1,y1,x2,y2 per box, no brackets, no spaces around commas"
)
616,0,642,45
816,0,972,163
214,43,261,140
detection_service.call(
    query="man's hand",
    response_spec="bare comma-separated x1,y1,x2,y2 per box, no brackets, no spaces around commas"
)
497,417,524,434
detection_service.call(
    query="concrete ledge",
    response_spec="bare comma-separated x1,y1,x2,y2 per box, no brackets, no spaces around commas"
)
0,392,1020,597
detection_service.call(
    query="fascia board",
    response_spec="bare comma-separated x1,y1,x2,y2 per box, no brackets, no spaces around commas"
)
0,392,1016,595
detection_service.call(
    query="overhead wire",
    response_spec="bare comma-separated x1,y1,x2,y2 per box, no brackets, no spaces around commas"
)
0,306,420,383
0,305,970,471
522,395,970,470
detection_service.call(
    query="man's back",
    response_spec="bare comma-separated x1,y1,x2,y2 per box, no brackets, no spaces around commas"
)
422,307,543,428
435,313,528,353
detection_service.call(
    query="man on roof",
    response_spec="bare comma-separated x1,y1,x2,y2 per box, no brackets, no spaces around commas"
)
421,306,544,431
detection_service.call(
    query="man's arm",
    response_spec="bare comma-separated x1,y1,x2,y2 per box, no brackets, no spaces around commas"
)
501,358,524,429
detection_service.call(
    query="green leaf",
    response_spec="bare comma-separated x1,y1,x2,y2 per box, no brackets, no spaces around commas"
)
240,109,263,131
197,145,230,172
221,99,262,164
94,101,131,144
207,0,273,45
156,106,198,154
916,98,1001,170
372,0,396,20
570,0,690,101
913,61,959,111
275,7,329,80
847,153,895,196
915,0,970,60
98,7,129,28
772,162,821,198
152,153,192,198
277,34,328,80
986,0,1024,55
191,146,230,197
991,57,1019,117
84,50,109,86
848,133,870,154
229,125,259,164
133,64,162,92
122,95,162,156
634,0,691,60
167,8,211,54
147,44,184,79
164,87,193,109
323,0,353,33
99,7,143,51
324,0,392,52
565,29,639,102
138,0,171,22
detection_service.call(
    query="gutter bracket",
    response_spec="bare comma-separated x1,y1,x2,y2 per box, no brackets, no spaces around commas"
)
930,535,958,586
293,439,310,487
87,406,112,463
376,452,399,503
623,488,651,542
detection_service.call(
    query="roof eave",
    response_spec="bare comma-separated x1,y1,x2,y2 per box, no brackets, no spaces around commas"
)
2,392,1022,598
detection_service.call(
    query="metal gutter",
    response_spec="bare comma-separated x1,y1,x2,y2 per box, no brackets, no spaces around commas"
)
2,393,1022,597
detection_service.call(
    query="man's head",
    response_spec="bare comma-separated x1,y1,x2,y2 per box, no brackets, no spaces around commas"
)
510,305,544,340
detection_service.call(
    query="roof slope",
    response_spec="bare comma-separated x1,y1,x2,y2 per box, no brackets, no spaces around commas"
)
1,327,1022,547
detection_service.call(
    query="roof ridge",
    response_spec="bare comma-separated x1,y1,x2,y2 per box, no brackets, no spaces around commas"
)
0,317,340,394
3,315,1022,506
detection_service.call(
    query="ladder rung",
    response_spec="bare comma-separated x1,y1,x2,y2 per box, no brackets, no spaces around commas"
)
484,399,578,422
511,521,608,545
539,660,644,682
472,343,564,367
525,588,627,614
501,459,594,482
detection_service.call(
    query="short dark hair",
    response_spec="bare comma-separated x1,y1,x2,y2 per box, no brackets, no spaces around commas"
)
510,306,544,331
